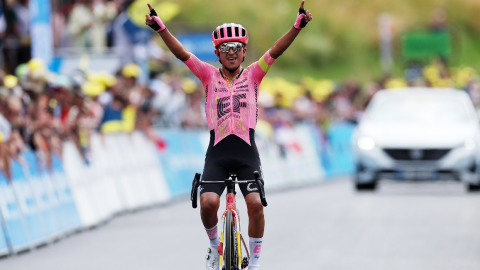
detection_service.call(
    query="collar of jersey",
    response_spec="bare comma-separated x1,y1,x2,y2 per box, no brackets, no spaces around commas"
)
219,68,244,80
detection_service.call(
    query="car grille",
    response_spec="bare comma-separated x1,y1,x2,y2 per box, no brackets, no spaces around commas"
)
383,149,451,161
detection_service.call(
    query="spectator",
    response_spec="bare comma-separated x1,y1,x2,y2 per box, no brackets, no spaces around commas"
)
3,0,30,73
181,88,206,129
98,94,128,133
430,8,448,32
67,0,117,51
0,3,7,69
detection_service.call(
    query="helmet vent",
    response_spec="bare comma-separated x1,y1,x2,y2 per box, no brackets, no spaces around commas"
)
212,23,248,47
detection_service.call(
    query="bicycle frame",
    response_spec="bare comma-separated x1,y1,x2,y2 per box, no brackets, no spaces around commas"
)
219,177,243,268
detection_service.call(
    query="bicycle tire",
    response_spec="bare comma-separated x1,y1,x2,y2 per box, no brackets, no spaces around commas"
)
225,211,234,270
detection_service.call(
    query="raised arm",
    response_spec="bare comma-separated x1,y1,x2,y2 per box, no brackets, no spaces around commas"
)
145,3,190,62
269,1,313,59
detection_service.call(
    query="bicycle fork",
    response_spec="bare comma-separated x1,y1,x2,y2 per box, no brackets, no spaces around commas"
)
219,193,243,268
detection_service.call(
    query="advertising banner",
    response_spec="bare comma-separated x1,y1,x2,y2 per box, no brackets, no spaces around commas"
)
0,171,30,252
402,31,452,61
50,154,82,233
63,141,102,227
129,132,171,205
30,0,53,65
89,134,125,215
177,33,218,62
156,129,206,198
321,122,356,177
0,213,8,255
11,159,47,246
22,151,61,239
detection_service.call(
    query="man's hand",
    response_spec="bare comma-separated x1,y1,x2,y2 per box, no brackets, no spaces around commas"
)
145,3,166,32
294,1,313,29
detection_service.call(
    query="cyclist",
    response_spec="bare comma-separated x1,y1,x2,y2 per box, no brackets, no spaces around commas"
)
145,2,312,269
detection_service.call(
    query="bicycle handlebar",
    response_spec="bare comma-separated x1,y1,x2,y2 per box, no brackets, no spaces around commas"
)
191,171,268,208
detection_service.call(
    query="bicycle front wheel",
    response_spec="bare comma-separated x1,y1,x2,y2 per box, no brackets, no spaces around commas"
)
225,211,234,270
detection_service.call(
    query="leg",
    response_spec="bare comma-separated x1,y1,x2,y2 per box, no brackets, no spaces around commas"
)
201,192,222,270
200,170,226,251
245,192,264,238
245,192,264,270
200,192,221,228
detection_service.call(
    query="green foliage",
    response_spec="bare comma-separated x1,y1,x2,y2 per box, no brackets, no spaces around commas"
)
167,0,480,82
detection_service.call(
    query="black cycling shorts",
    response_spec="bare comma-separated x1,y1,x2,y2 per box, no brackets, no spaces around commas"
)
200,129,262,198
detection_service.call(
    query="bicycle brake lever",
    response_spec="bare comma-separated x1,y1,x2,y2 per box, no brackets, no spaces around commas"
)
191,173,201,208
253,171,268,207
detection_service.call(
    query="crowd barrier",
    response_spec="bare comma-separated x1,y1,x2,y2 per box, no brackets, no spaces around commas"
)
320,122,356,177
157,124,326,198
0,122,354,257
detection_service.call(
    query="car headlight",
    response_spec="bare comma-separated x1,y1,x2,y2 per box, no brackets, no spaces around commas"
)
464,139,476,151
357,137,375,150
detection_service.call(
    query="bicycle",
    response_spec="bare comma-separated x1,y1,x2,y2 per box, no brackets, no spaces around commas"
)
191,171,268,270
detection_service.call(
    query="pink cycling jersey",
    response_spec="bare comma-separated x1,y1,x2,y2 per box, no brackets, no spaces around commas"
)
184,51,276,146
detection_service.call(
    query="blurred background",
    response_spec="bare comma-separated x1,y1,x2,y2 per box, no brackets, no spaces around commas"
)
0,0,479,269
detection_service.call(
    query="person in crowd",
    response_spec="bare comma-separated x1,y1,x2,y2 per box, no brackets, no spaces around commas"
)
430,8,448,32
180,87,207,129
0,3,7,70
3,0,30,73
98,93,128,133
67,0,117,50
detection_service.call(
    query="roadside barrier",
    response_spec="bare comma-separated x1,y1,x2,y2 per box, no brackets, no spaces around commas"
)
320,122,356,177
0,122,354,257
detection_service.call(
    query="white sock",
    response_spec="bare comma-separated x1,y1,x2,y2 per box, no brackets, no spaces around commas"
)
205,225,220,247
249,237,263,268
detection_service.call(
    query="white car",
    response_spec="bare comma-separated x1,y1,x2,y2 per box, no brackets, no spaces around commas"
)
352,88,480,191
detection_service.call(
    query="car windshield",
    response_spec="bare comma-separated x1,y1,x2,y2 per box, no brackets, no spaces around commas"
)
365,95,473,125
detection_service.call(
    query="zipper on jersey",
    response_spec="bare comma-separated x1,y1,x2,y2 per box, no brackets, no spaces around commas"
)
230,83,234,134
219,68,244,135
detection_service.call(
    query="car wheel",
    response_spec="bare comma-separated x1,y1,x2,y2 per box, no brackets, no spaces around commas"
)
355,182,377,191
355,172,378,191
467,183,480,192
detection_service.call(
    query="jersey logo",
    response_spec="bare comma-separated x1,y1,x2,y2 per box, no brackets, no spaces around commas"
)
247,183,258,192
217,95,247,119
215,87,228,92
254,83,259,123
217,97,231,118
235,77,247,85
233,94,247,113
205,85,209,117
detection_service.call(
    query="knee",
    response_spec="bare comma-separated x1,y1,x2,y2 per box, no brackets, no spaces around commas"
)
200,194,220,217
247,198,264,219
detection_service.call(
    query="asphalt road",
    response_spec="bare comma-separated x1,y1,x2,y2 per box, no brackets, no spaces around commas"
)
1,178,480,270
